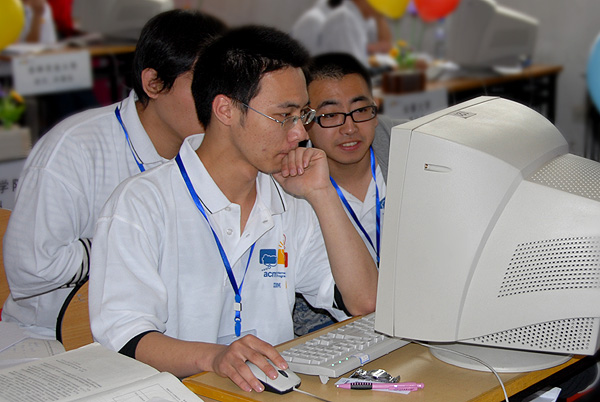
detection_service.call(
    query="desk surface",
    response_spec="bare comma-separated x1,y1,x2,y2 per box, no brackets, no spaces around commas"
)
184,317,583,402
426,64,563,94
87,43,136,57
0,43,135,60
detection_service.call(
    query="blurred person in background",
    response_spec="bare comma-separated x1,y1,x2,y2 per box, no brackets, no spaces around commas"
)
292,0,393,67
18,0,58,44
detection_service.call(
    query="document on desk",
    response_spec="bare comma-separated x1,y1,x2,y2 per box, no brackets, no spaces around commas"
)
0,342,204,402
0,321,66,369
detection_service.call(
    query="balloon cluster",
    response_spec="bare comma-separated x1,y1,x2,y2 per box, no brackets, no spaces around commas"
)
588,33,600,113
414,0,461,22
368,0,461,21
0,0,25,51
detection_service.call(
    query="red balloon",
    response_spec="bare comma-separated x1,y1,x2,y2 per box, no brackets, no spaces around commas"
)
414,0,461,22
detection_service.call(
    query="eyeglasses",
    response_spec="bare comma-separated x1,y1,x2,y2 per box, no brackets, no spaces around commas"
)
314,105,378,128
238,101,316,131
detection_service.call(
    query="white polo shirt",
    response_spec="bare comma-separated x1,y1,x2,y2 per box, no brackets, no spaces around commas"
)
337,166,386,263
318,1,378,67
2,91,165,338
89,134,339,352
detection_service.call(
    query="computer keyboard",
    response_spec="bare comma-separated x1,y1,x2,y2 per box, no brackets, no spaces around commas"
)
281,313,410,384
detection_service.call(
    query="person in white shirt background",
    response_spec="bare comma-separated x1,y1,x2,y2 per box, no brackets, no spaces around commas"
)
290,0,331,54
292,0,393,67
18,0,58,44
293,52,406,336
2,9,226,339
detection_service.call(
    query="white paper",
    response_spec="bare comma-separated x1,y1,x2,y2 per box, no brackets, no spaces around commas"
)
0,322,27,352
0,343,203,402
0,337,65,369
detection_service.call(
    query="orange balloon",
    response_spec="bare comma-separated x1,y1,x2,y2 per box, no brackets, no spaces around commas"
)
415,0,461,22
0,0,25,51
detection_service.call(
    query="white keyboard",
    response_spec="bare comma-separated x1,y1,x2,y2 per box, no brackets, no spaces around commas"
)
281,313,409,384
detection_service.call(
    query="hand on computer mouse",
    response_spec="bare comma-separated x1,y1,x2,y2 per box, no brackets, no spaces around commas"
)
246,360,302,394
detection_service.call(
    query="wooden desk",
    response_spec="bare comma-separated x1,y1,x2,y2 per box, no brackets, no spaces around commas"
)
183,317,589,402
427,64,563,123
87,43,136,57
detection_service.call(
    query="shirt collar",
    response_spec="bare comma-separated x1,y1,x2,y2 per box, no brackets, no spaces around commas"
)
120,90,165,167
178,135,287,216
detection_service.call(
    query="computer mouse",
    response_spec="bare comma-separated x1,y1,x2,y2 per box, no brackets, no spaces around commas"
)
245,360,301,394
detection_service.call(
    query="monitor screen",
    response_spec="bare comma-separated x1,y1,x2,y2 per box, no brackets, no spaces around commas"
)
374,96,600,372
444,0,538,71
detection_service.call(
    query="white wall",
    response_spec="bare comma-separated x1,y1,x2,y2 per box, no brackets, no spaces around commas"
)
498,0,599,158
198,0,599,158
199,0,312,31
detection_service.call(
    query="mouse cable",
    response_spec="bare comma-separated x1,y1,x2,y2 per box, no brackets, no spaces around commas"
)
292,387,332,402
413,341,509,402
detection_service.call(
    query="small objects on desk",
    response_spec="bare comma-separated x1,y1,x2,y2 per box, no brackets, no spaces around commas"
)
337,381,425,391
335,378,423,394
349,367,400,383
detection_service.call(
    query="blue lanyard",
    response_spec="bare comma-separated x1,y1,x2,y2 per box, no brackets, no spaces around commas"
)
115,106,145,173
330,147,381,264
175,153,255,337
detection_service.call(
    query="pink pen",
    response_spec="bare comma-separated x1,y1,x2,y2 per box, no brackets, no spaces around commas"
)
336,382,424,391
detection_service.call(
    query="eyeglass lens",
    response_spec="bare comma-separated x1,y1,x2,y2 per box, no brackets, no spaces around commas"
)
282,108,316,130
317,105,377,128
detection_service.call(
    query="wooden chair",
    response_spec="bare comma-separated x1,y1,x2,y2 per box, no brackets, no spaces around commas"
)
57,279,94,350
0,209,11,308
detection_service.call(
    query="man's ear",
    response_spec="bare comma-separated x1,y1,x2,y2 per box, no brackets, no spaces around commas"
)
141,68,164,99
212,95,235,126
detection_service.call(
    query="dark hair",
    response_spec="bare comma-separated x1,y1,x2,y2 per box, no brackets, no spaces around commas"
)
307,52,373,92
192,25,310,128
132,9,226,107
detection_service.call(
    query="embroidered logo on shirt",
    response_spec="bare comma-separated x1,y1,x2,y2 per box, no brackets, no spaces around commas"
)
259,234,288,279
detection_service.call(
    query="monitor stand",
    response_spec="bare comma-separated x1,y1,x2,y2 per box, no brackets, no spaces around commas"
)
430,343,572,373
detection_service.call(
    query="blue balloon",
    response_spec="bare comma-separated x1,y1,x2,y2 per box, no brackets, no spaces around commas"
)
588,33,600,112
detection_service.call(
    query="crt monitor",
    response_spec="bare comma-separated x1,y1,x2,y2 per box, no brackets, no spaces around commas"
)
72,0,174,41
444,0,538,71
374,96,600,372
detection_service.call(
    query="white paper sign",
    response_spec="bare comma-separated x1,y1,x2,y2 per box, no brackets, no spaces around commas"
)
0,157,26,209
380,88,448,121
11,50,93,96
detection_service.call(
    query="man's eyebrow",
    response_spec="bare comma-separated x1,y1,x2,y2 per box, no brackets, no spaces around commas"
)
316,95,372,110
316,99,341,110
351,95,371,104
277,100,310,109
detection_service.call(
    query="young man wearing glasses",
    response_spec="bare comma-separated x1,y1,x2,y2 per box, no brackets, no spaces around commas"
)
88,26,377,392
294,52,404,335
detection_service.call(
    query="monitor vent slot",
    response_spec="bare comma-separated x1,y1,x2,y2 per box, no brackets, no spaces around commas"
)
470,318,598,354
498,237,600,297
528,154,600,201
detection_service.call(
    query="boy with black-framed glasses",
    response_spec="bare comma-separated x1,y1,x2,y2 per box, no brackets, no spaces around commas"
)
293,52,406,336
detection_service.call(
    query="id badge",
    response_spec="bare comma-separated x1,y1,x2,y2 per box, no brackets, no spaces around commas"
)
217,329,258,345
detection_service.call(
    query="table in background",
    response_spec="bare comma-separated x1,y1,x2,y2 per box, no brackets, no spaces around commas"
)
1,43,136,142
428,65,562,123
183,316,592,402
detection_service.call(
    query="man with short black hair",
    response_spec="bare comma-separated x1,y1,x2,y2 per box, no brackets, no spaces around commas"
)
89,25,378,392
2,9,226,338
